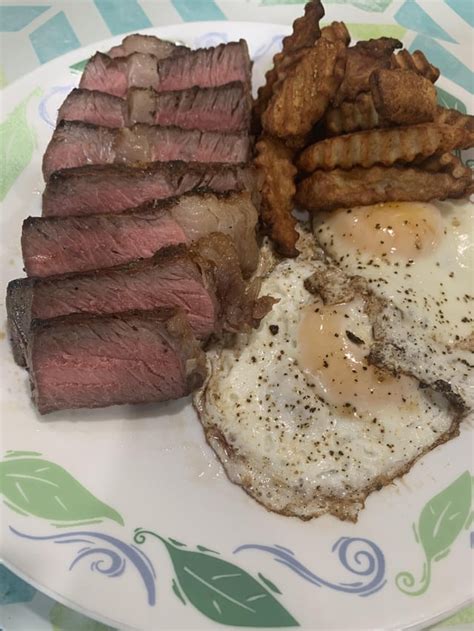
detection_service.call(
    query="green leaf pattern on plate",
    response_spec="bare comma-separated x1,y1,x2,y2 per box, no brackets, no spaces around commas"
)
0,88,41,201
50,602,115,631
134,529,299,627
0,454,123,526
396,471,473,596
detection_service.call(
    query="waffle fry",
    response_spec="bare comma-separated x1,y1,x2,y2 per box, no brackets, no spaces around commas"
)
298,122,474,172
296,163,473,212
255,136,299,256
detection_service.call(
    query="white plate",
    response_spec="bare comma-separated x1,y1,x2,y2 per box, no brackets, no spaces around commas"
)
1,19,473,631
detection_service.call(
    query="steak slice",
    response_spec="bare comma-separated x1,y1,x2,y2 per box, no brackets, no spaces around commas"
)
28,308,206,414
58,84,251,132
128,83,251,131
155,40,252,92
8,234,271,366
43,121,251,178
57,88,127,127
42,161,256,217
23,191,259,278
79,41,251,97
107,33,189,60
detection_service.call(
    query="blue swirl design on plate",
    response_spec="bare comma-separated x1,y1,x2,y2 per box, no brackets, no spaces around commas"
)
10,527,156,605
193,32,229,48
252,34,285,62
235,537,386,597
39,85,74,128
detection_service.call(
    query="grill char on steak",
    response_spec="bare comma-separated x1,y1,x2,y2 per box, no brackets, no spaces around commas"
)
22,191,259,278
79,40,251,98
28,308,207,414
58,84,251,132
42,161,256,217
43,120,251,179
8,234,272,366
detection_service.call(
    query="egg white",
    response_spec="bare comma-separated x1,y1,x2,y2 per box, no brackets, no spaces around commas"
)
314,200,474,347
195,233,460,521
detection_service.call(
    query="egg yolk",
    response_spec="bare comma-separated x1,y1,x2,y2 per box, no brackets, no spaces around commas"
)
323,202,444,262
298,298,419,416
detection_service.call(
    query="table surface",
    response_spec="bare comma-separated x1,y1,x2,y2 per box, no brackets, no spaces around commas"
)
0,0,473,629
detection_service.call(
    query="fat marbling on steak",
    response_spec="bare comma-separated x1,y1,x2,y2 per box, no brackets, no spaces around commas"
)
42,120,251,178
22,191,259,278
42,161,257,217
28,308,207,414
107,33,189,59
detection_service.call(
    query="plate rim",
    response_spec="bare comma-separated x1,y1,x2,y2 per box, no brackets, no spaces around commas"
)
1,18,472,631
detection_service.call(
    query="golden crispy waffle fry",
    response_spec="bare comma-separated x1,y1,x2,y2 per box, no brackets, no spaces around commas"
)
325,69,437,135
255,136,299,256
417,153,472,178
391,49,440,83
321,21,350,45
298,122,474,172
333,37,402,106
370,68,437,125
435,107,474,134
324,92,380,135
262,38,347,140
254,0,325,123
296,164,473,212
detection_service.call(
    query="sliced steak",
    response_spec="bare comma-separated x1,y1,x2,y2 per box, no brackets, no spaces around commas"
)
155,40,252,92
43,121,251,178
23,191,259,277
58,83,251,132
42,161,256,217
128,83,251,131
8,234,271,366
79,41,251,97
28,308,206,414
108,33,189,60
58,88,127,127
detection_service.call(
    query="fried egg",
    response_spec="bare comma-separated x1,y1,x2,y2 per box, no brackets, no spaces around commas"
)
313,200,474,347
195,232,464,521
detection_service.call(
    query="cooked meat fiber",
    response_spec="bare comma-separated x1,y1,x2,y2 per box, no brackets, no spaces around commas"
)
80,41,251,98
156,41,251,92
128,83,251,131
79,52,154,98
58,89,127,128
8,234,270,366
107,34,189,60
58,84,251,132
42,161,256,217
43,121,251,179
28,308,207,414
23,191,259,278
